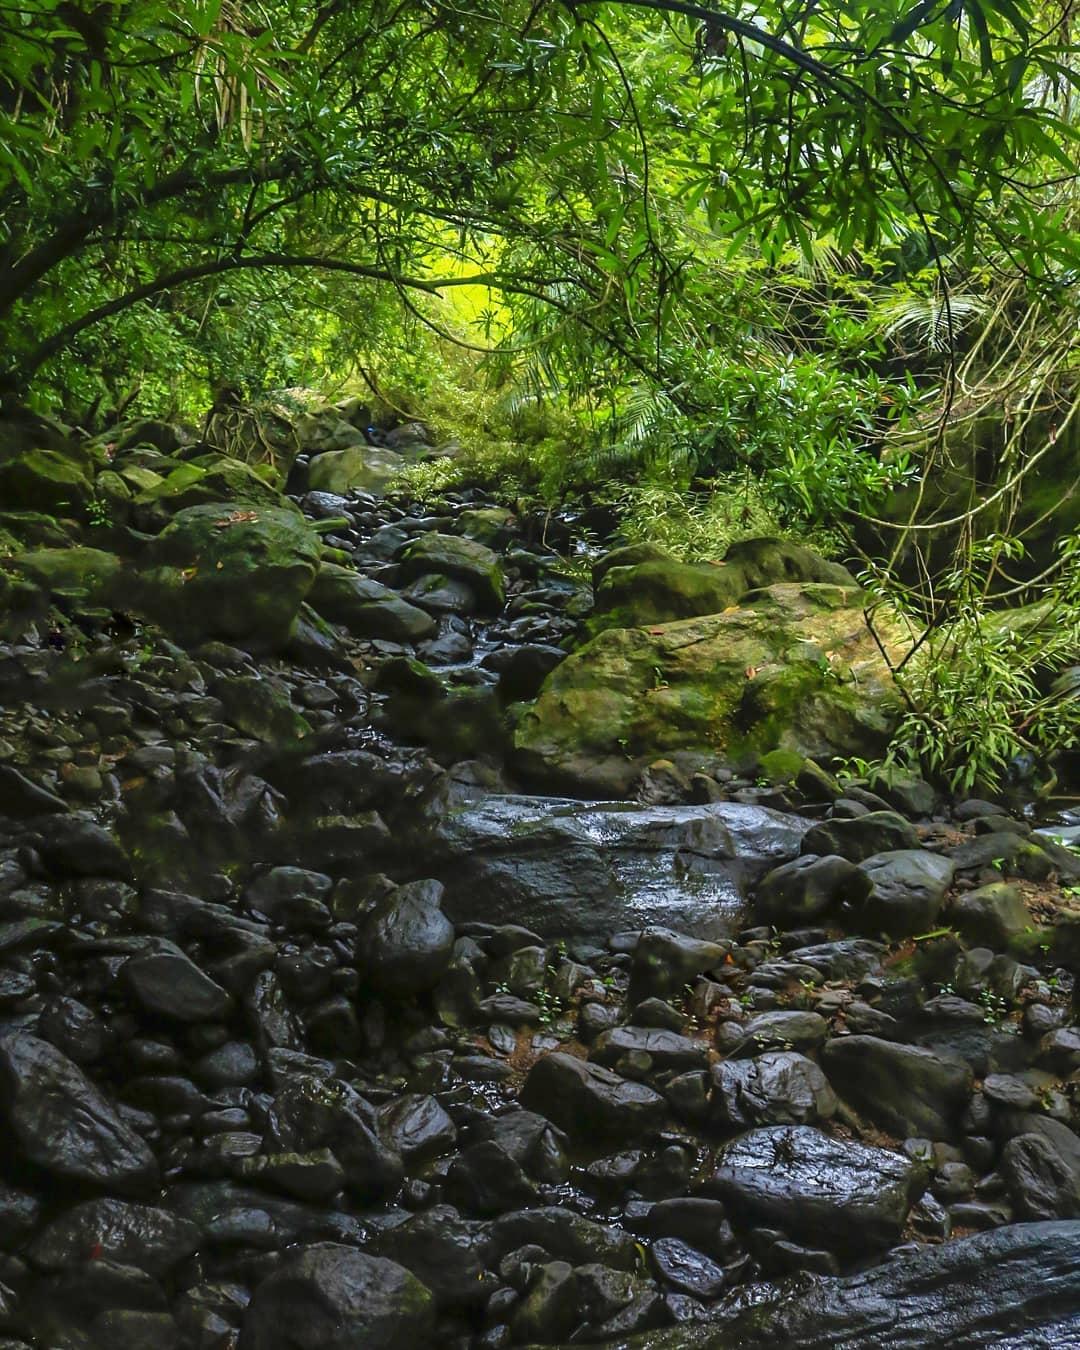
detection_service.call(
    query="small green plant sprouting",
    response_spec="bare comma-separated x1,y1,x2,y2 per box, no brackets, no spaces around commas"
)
977,988,1010,1025
86,496,112,529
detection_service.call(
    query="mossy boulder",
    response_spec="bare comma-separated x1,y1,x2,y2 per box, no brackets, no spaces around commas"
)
139,503,321,647
132,455,282,530
593,536,856,628
0,448,94,518
306,446,405,496
512,582,906,795
9,547,124,608
309,564,436,642
398,533,505,613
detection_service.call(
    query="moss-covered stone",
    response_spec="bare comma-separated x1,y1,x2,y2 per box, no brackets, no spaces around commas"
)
132,455,282,530
0,449,93,517
140,502,320,647
512,582,906,794
11,548,124,608
306,445,405,495
592,536,858,629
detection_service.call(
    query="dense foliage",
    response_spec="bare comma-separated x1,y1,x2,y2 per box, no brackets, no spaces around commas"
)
2,0,1079,789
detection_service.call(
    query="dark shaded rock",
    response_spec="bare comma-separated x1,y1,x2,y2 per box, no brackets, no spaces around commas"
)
822,1035,973,1139
857,849,956,936
239,1244,435,1350
28,1199,198,1276
949,882,1031,948
446,1140,537,1215
710,1052,837,1128
399,533,505,612
1001,1133,1080,1220
510,1260,579,1343
236,1149,346,1202
592,1026,710,1076
801,812,919,863
489,1207,638,1270
629,928,729,1004
738,1011,828,1053
33,814,130,878
754,853,871,926
123,944,232,1022
0,765,67,817
378,1093,457,1162
357,878,454,995
648,1238,729,1300
0,1032,158,1192
309,565,437,641
708,1125,917,1252
375,1207,493,1308
519,1052,666,1145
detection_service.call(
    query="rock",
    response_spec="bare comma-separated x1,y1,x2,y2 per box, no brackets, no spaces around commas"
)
648,1238,729,1299
625,1221,1080,1348
424,796,807,940
358,879,455,995
628,929,730,1003
710,1051,837,1128
754,854,871,926
520,1052,666,1145
591,1026,710,1076
309,565,436,641
237,1149,346,1202
28,1200,199,1276
0,764,68,817
213,675,311,741
239,1244,434,1350
489,1207,638,1270
856,849,956,936
1000,1133,1080,1220
142,503,321,647
33,814,130,878
801,812,919,864
949,882,1031,948
445,1140,537,1214
398,532,505,612
868,769,936,818
510,1260,579,1342
593,538,855,628
375,1207,492,1308
822,1036,973,1139
132,454,283,528
0,448,93,515
708,1125,918,1252
738,1011,829,1053
378,1094,457,1162
306,446,405,495
513,582,902,794
0,1032,158,1192
123,944,232,1022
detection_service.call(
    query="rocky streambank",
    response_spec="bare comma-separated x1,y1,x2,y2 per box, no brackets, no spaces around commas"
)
0,411,1077,1348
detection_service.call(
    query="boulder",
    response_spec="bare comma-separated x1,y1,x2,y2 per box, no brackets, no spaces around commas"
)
0,447,93,516
520,1052,666,1145
423,795,807,940
0,1032,158,1192
306,446,405,495
754,853,871,926
801,812,919,863
28,1200,199,1276
593,537,856,628
949,882,1031,948
708,1125,918,1252
398,532,505,612
513,583,904,795
308,565,436,641
141,503,321,647
239,1244,435,1350
123,944,232,1023
357,879,455,995
822,1035,973,1139
132,454,282,529
856,849,956,936
710,1052,837,1128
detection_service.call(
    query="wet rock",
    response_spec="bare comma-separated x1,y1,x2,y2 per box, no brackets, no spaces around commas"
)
648,1237,729,1299
591,1026,710,1076
801,812,919,864
375,1206,493,1308
754,853,871,926
628,928,730,1003
28,1199,199,1276
628,1221,1080,1349
510,1260,579,1343
710,1051,837,1128
738,1010,828,1053
378,1093,457,1162
0,764,67,817
857,849,956,936
446,1140,538,1214
823,1035,973,1139
708,1125,918,1252
239,1244,435,1350
0,1031,158,1192
520,1051,666,1145
237,1149,346,1202
1000,1133,1080,1220
489,1207,638,1270
33,814,130,878
123,944,232,1022
358,878,454,995
426,796,806,940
